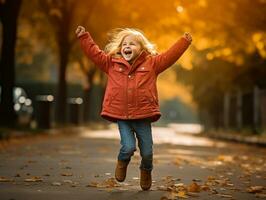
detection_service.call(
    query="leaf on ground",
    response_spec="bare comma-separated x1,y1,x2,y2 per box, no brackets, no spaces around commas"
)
217,155,234,162
246,186,264,193
61,172,73,176
86,181,99,187
102,177,120,188
207,176,216,181
161,192,180,200
192,178,202,182
86,178,120,188
157,185,168,191
216,194,233,198
188,182,201,192
51,182,62,186
24,176,43,182
63,180,73,184
173,183,187,192
176,191,188,199
201,185,211,191
0,176,14,182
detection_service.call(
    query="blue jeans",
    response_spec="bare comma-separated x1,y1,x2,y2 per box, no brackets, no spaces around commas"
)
117,119,153,171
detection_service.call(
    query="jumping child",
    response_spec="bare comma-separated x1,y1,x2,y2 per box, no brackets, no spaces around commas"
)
76,27,192,190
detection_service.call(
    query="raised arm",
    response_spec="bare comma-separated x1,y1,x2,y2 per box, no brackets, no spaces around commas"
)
153,32,192,74
76,26,111,74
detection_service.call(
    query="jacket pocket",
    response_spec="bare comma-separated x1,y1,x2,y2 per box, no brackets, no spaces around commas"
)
111,65,125,81
135,66,151,87
108,87,124,115
149,89,158,105
137,89,153,108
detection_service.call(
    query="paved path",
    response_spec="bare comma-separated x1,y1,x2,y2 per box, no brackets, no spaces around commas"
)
0,125,265,199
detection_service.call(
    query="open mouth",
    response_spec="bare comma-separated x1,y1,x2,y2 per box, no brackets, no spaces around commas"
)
122,47,134,61
123,48,132,55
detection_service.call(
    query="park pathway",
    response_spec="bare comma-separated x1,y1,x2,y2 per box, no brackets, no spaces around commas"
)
0,125,265,200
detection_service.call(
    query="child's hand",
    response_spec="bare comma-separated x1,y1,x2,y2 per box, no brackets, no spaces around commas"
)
76,26,86,38
183,32,192,43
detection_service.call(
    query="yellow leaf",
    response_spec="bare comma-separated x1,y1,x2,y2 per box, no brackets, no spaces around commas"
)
176,191,188,198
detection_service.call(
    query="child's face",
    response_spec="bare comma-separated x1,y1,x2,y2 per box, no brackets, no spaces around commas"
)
120,35,142,63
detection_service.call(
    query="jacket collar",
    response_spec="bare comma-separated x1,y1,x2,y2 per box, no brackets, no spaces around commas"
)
112,50,149,70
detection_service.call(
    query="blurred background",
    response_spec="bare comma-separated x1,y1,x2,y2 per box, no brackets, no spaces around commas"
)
0,0,266,134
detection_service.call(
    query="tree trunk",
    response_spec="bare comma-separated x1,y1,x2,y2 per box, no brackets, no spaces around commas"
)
0,0,22,127
55,33,70,124
81,66,96,123
83,87,92,122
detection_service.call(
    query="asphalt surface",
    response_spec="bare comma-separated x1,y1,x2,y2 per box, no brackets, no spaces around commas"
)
0,125,265,200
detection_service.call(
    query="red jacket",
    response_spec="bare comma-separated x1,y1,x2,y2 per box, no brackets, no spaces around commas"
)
79,32,190,122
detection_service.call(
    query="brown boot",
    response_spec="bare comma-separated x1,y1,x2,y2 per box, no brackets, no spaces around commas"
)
115,160,129,182
140,169,152,190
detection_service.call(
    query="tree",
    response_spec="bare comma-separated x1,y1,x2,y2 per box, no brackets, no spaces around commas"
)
0,0,22,127
38,0,106,124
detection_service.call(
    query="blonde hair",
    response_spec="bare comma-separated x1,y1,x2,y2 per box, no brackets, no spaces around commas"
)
105,28,157,57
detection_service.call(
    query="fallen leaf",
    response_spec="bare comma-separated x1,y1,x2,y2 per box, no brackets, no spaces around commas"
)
157,185,168,191
86,181,99,187
188,182,201,192
102,177,119,188
176,191,188,199
207,176,216,181
86,178,120,188
217,194,233,198
192,178,202,182
71,182,78,187
0,176,14,182
51,182,62,186
174,183,185,187
246,186,264,193
24,176,43,182
61,173,73,176
217,155,234,162
63,180,73,184
201,185,210,191
163,192,179,200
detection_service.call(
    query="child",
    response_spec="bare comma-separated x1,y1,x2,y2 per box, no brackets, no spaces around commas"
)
76,26,192,190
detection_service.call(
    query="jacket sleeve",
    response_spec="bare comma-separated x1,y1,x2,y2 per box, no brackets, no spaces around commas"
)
78,32,111,74
153,37,191,75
